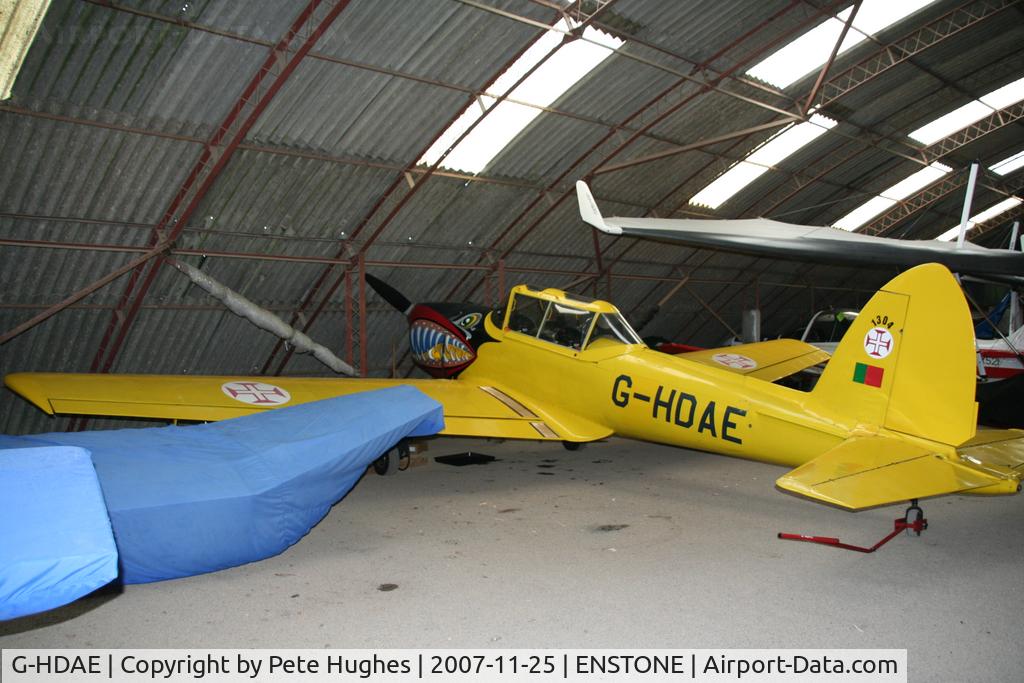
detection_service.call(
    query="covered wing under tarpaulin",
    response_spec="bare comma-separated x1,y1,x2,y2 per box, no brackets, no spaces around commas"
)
0,446,118,620
0,386,443,585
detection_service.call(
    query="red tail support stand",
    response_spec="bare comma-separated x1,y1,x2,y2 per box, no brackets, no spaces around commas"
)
778,501,928,553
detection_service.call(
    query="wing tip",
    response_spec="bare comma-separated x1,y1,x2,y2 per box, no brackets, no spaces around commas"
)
4,372,56,415
575,180,621,235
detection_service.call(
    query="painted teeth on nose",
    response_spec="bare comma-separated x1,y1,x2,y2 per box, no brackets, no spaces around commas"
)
410,319,474,368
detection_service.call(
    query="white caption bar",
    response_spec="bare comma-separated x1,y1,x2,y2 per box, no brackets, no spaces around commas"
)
1,649,907,682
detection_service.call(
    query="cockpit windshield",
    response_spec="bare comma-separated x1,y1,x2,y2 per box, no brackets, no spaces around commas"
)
584,312,643,349
507,294,594,350
506,291,642,352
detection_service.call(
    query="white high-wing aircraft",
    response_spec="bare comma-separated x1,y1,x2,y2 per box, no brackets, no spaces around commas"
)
575,181,1024,287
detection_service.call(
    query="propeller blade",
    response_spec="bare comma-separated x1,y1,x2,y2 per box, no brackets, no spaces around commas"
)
365,274,413,315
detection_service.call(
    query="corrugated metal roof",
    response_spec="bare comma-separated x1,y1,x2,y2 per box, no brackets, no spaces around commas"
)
15,0,267,134
315,0,551,88
251,60,471,161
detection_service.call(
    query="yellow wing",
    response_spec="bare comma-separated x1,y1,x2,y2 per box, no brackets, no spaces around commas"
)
4,373,612,443
776,433,1023,509
680,339,829,383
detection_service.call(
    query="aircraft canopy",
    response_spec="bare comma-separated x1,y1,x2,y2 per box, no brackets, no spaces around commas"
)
504,286,643,351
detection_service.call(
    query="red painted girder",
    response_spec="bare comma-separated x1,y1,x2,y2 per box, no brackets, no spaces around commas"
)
86,0,353,377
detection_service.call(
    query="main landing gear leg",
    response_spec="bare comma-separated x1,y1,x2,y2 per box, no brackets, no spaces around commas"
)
778,499,928,553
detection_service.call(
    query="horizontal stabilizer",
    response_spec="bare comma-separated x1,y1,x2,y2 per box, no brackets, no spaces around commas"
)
680,339,829,383
957,429,1024,489
777,434,1021,509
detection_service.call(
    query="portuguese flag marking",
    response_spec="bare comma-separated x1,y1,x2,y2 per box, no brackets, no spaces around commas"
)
853,362,884,387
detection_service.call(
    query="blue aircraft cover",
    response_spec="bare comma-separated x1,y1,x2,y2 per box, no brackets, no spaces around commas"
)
0,386,443,584
0,446,118,620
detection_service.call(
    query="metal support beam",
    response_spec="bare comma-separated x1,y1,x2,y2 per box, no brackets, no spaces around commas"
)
591,118,797,177
344,270,354,368
956,163,981,247
83,0,352,377
860,171,969,236
562,0,620,27
803,0,862,115
454,0,797,119
8,236,761,282
358,253,368,377
971,203,1024,241
0,242,171,345
746,99,1023,226
815,0,1018,110
498,259,506,304
921,100,1024,164
684,286,739,339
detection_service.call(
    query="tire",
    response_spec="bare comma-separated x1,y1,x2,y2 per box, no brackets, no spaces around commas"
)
373,441,411,476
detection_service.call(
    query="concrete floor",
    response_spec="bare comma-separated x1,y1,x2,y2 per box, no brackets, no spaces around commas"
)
2,437,1022,680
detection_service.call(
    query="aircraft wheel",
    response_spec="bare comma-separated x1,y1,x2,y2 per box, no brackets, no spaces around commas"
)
373,441,410,476
562,441,585,451
902,500,927,536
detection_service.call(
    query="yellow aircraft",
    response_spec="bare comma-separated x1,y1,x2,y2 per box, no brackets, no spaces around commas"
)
6,263,1024,517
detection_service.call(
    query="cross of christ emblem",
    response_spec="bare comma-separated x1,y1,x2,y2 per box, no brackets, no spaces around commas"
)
864,328,893,359
221,381,291,405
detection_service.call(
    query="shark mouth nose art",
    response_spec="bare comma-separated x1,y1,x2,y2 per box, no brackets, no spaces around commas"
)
410,319,475,368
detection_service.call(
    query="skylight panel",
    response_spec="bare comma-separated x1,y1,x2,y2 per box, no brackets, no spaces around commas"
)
832,162,951,231
0,0,51,100
746,0,935,89
746,11,854,89
908,101,992,145
746,114,837,166
832,196,898,232
852,1,936,34
882,162,952,199
438,98,535,173
419,20,623,173
689,162,769,210
936,197,1022,241
909,76,1024,145
991,149,1024,176
689,114,837,209
980,76,1024,110
968,197,1022,225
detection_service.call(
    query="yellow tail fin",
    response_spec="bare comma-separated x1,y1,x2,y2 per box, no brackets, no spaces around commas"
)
812,264,977,446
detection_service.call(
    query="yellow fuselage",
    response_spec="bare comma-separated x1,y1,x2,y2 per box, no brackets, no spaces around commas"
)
464,326,846,469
